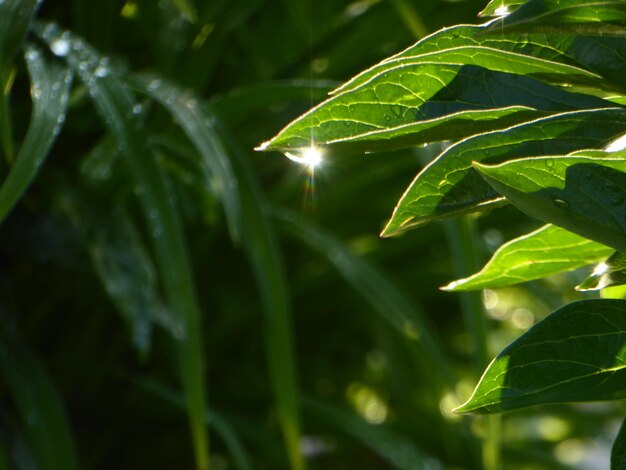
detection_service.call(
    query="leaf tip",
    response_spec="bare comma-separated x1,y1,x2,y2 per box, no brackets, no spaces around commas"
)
254,140,272,152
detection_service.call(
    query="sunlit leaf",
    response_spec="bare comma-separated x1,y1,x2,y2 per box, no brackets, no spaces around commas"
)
444,224,612,291
577,252,626,292
260,64,611,154
490,0,626,36
456,299,626,413
474,152,626,253
0,45,71,223
382,108,626,236
333,24,608,97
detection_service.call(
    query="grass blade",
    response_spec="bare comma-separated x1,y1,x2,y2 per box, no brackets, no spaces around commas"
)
0,327,78,470
304,398,442,470
133,377,252,470
0,45,71,223
213,117,305,470
130,73,242,242
38,24,209,468
275,208,455,391
129,76,304,469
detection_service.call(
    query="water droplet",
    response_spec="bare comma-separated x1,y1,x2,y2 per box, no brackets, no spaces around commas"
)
545,159,555,168
553,197,569,209
384,114,391,122
25,49,39,61
148,79,161,92
132,104,143,114
50,35,70,57
390,104,403,118
94,65,109,78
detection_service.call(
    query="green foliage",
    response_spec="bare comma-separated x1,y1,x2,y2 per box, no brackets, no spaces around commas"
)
3,0,626,468
265,0,626,467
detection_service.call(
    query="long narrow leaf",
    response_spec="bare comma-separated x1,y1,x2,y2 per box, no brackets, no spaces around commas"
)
38,24,210,468
130,74,242,242
0,328,78,470
304,398,443,470
212,116,305,470
0,45,71,223
130,75,304,469
276,208,456,390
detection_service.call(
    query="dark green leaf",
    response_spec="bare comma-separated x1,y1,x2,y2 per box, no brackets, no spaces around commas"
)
37,23,210,468
0,45,71,224
210,116,304,470
131,73,242,242
456,299,626,414
474,151,626,253
577,251,626,291
382,108,626,236
0,0,40,73
0,329,78,470
260,64,611,154
444,224,612,291
612,416,626,470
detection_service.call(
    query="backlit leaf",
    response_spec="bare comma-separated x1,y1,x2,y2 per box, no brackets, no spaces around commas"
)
260,65,610,154
474,152,626,253
456,299,626,413
577,252,626,291
382,108,626,236
444,224,612,291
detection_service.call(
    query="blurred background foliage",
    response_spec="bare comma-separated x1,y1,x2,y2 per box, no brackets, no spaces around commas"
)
0,0,622,468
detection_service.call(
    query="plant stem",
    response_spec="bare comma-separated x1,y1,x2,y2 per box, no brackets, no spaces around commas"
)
0,69,15,168
444,216,500,470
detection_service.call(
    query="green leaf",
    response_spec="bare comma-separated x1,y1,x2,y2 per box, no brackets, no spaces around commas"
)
303,398,442,470
209,117,305,470
60,186,174,355
577,252,626,291
480,0,526,17
0,329,78,470
382,108,626,236
444,224,612,291
474,152,626,253
489,0,626,36
456,299,626,414
333,24,607,97
275,208,455,390
37,24,210,469
259,64,611,154
0,45,71,224
0,0,40,73
612,416,626,470
131,73,242,242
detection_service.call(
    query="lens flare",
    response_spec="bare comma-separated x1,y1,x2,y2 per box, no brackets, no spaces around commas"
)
284,146,323,170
